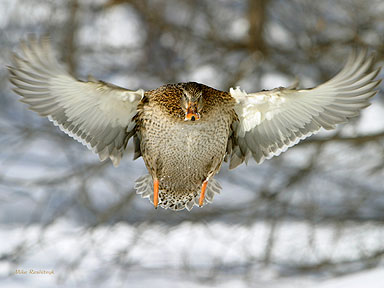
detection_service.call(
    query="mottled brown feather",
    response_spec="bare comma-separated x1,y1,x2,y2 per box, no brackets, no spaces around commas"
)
135,82,237,210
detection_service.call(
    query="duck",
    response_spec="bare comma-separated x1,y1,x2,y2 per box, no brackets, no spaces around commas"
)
8,37,382,211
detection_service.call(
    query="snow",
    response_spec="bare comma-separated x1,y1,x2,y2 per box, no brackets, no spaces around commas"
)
78,5,143,48
1,219,384,287
189,65,223,88
315,268,384,288
356,101,384,134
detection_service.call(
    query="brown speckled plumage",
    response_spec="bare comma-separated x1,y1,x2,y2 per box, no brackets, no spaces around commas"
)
136,83,237,210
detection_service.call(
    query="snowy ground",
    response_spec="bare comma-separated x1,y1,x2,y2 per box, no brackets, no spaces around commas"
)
1,218,384,287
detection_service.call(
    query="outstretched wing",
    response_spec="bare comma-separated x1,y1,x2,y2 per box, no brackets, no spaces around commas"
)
8,37,144,166
229,51,381,169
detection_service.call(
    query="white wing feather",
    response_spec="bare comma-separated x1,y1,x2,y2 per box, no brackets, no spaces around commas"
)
229,51,381,168
9,37,144,166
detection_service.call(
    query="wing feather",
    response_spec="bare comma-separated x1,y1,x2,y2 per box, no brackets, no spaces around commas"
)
229,51,381,168
8,37,144,166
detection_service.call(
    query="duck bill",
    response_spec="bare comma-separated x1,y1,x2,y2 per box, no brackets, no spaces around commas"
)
185,102,200,121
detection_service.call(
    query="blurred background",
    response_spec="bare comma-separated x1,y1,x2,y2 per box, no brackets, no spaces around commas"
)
1,0,384,287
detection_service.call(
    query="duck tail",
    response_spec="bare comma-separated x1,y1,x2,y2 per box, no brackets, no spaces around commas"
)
134,175,222,211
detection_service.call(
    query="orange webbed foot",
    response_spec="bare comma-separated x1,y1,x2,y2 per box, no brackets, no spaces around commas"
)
153,178,159,209
199,180,208,207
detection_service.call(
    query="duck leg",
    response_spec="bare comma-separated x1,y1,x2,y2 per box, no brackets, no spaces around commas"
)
153,178,159,208
199,180,208,207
